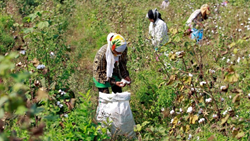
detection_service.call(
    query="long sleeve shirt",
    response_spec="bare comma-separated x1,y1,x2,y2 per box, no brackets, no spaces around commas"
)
149,19,169,47
186,9,203,29
93,44,129,84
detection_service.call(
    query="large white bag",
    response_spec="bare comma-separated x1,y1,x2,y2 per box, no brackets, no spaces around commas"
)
96,92,136,138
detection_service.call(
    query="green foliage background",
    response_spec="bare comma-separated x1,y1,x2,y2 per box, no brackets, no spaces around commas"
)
0,0,250,140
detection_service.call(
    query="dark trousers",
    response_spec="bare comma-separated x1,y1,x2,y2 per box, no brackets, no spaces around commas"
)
98,85,122,94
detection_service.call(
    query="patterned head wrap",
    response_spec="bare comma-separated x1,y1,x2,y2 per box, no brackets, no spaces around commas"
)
106,33,127,80
200,4,210,16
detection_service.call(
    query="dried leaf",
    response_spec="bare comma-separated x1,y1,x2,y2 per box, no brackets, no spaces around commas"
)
231,88,242,93
177,52,185,58
221,50,228,56
167,75,177,85
185,125,190,133
31,123,45,136
232,94,241,103
232,130,239,138
221,84,229,92
189,114,198,124
172,117,178,126
207,135,215,141
31,58,40,67
224,73,239,83
36,87,48,101
221,114,230,125
235,132,245,139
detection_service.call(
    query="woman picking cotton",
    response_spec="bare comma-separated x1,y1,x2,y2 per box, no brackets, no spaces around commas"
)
147,8,169,51
93,33,131,94
185,4,210,43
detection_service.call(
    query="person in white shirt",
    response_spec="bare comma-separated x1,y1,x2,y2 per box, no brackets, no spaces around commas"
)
161,0,170,9
146,8,169,51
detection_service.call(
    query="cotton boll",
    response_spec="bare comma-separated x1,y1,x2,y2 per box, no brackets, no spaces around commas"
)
189,73,193,77
223,110,228,115
228,107,232,112
198,108,203,114
59,104,63,108
198,118,205,123
237,57,241,63
56,101,60,106
61,91,66,95
64,114,68,118
221,98,225,102
170,110,175,115
213,114,218,118
170,118,174,123
20,50,26,55
187,107,193,113
188,134,192,140
205,98,212,103
220,86,227,90
179,108,183,112
16,62,22,66
200,81,206,86
209,69,215,73
161,107,165,112
36,64,45,70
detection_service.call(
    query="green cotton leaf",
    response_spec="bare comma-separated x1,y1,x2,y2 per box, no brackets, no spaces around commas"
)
23,27,34,34
37,21,49,29
10,72,30,83
0,108,4,119
43,115,59,121
233,48,238,54
236,39,246,44
15,106,27,115
142,121,150,127
174,36,181,42
0,96,8,107
229,42,236,48
27,13,38,21
134,124,142,132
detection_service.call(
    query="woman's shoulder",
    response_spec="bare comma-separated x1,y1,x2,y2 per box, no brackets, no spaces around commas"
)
95,44,107,59
156,19,167,27
97,44,107,53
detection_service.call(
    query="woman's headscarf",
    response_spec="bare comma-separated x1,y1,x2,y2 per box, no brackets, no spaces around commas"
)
106,33,127,80
200,4,210,16
146,8,164,23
